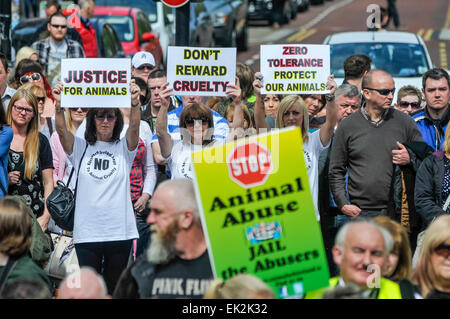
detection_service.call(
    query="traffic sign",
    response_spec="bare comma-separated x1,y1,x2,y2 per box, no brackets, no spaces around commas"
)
227,142,273,188
161,0,190,8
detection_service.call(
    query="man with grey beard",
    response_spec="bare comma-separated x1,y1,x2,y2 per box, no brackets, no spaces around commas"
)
113,179,213,299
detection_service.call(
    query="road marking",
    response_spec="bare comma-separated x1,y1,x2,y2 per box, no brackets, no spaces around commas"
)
445,5,450,29
440,42,448,70
418,28,433,41
287,29,317,43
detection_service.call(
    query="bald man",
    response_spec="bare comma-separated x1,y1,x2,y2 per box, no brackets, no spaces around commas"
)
57,267,110,299
329,70,422,219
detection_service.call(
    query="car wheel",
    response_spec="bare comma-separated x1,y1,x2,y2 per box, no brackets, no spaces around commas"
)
237,24,248,52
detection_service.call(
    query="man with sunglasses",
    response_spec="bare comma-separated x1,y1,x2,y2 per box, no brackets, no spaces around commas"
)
32,11,85,84
330,70,422,220
412,68,450,151
0,52,16,112
131,51,156,83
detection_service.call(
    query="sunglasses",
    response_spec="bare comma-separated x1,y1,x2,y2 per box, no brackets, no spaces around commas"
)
434,242,450,258
71,108,88,113
13,104,34,115
36,96,46,103
137,65,154,71
185,117,209,126
51,24,67,29
363,87,396,96
20,72,41,84
95,114,116,122
399,101,421,109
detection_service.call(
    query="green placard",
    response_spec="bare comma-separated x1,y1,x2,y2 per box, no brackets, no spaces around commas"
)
192,127,330,298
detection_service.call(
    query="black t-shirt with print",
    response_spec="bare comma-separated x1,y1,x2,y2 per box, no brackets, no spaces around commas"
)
149,251,214,299
8,133,53,217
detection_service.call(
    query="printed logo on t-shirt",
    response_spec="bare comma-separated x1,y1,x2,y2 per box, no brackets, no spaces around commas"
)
303,150,312,171
175,152,193,179
151,278,213,297
86,150,118,180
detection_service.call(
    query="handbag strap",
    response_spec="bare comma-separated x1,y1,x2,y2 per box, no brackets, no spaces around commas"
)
73,142,89,196
0,256,18,294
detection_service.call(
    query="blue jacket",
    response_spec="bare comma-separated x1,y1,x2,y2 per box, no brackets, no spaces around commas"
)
0,125,13,197
412,106,450,151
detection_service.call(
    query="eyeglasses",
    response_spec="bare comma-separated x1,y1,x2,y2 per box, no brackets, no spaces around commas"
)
20,72,41,84
137,65,154,71
13,104,34,115
51,24,67,29
398,101,421,109
434,242,450,258
71,108,88,113
184,117,209,126
283,110,301,117
95,114,116,122
36,96,46,103
363,87,396,96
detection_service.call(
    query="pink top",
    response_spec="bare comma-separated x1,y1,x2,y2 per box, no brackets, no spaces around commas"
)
50,131,67,182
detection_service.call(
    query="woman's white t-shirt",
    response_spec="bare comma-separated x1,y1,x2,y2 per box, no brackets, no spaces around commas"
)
68,136,139,244
303,129,330,220
166,140,220,180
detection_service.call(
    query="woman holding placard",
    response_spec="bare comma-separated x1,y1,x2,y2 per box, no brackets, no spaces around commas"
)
52,80,141,294
252,73,338,220
156,80,242,180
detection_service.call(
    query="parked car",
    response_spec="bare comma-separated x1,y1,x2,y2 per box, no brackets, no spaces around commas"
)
89,17,126,58
93,6,163,69
323,31,433,102
203,0,249,51
10,17,123,61
95,0,175,66
298,0,310,12
11,17,82,57
247,0,294,26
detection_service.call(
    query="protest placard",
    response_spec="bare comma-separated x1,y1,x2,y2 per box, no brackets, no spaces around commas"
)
191,127,330,298
260,44,330,95
166,46,236,97
61,58,131,108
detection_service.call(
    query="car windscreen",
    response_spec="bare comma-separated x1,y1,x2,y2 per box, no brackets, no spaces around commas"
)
330,42,430,77
95,15,134,42
95,0,157,23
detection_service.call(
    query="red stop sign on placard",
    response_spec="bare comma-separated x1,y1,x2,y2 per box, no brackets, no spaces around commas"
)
161,0,189,8
227,142,273,188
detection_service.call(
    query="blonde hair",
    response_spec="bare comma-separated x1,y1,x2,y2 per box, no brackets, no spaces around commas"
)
443,124,450,155
373,216,412,281
412,215,450,297
14,46,38,69
0,196,32,257
7,89,40,180
204,274,275,299
275,95,309,144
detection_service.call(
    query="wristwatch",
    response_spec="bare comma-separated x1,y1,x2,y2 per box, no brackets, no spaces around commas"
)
325,93,335,101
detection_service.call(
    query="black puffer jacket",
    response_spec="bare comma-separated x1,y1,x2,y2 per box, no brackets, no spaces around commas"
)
389,141,433,228
414,150,449,225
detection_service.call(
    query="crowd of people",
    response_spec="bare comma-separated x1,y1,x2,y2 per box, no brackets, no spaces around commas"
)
1,3,450,300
